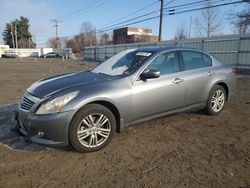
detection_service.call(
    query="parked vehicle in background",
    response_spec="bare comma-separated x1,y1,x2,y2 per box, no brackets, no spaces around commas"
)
16,47,237,152
41,52,60,58
3,50,16,58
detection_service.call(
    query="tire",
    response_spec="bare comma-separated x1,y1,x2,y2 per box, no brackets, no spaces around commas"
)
205,85,226,115
69,104,116,152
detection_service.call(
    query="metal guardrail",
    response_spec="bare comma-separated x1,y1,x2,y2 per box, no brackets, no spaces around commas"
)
83,34,250,68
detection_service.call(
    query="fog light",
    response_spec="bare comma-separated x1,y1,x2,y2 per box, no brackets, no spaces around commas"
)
37,131,44,137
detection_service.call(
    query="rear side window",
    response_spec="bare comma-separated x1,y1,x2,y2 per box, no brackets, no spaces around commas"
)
181,51,204,70
202,53,212,67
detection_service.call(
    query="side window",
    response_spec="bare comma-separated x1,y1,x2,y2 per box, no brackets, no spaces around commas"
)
147,51,179,75
181,51,204,70
202,53,212,67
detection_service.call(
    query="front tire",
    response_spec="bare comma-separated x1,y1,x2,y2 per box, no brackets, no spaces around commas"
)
205,85,226,115
69,104,116,152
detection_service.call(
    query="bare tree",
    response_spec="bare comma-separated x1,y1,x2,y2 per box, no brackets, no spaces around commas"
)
18,38,36,48
194,0,222,37
64,21,97,55
175,25,187,40
231,7,250,34
99,32,110,45
47,37,63,49
65,34,85,54
81,22,97,46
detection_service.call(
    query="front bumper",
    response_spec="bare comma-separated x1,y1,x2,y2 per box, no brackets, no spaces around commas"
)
15,109,75,147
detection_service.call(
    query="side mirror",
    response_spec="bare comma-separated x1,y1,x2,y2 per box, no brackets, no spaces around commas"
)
141,69,160,80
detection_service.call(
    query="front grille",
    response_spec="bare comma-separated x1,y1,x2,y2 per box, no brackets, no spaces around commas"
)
20,92,39,111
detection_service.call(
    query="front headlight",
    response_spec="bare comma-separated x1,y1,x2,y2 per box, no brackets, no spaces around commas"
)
36,91,79,115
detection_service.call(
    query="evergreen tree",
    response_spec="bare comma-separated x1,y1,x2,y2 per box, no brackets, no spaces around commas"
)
2,16,36,48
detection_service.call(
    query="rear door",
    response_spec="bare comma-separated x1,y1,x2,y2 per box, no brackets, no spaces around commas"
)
178,50,214,105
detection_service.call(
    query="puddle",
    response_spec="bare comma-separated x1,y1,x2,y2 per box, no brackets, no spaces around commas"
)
0,104,47,152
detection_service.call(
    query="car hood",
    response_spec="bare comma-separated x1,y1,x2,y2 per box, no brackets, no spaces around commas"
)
27,71,114,98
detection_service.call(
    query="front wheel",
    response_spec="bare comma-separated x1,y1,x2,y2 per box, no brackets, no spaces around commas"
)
69,104,116,152
205,85,226,115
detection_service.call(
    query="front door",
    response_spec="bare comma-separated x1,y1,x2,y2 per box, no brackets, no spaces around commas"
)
132,51,186,121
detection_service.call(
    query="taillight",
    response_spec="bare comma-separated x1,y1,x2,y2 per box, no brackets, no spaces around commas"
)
232,68,237,75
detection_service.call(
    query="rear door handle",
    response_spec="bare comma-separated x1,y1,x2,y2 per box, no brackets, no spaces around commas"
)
208,71,216,76
173,78,183,84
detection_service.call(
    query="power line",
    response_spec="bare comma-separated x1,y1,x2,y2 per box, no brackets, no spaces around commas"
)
165,0,244,15
98,16,160,33
164,0,176,7
97,0,220,32
166,0,225,12
40,0,245,42
98,10,159,31
98,0,245,33
63,0,112,21
98,0,176,31
165,0,208,9
99,0,159,28
57,0,99,20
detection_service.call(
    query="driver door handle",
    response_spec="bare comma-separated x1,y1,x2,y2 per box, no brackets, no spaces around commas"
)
208,71,216,76
173,78,184,84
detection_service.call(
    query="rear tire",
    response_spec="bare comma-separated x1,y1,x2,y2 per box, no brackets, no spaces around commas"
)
205,85,226,115
69,104,116,152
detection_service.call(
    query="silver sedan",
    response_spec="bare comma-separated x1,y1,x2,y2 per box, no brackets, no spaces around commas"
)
16,47,237,152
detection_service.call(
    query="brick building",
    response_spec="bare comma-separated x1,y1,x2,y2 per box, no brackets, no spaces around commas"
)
113,27,159,44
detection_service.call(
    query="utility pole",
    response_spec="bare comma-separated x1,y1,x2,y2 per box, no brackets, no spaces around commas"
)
10,24,15,49
51,19,62,49
189,16,192,39
33,35,36,45
158,0,164,41
15,24,18,49
29,38,31,49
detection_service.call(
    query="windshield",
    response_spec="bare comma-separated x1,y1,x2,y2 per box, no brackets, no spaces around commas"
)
92,49,153,76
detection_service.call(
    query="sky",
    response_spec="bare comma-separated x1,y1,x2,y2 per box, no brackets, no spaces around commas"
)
0,0,247,47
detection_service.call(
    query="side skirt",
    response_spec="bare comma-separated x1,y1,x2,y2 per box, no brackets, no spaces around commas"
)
124,102,207,130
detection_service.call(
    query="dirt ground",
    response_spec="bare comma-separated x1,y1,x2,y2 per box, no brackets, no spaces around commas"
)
0,58,249,188
0,58,97,105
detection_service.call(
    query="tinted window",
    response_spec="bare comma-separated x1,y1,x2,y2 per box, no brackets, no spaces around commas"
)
181,51,204,70
147,51,179,75
202,53,212,67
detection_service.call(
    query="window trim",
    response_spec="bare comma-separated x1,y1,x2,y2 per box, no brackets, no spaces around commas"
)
202,53,212,67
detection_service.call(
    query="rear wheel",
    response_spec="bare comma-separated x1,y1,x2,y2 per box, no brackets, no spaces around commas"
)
205,85,226,115
69,104,116,152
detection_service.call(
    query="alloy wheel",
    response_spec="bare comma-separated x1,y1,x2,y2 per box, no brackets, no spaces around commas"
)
77,113,111,148
211,89,225,113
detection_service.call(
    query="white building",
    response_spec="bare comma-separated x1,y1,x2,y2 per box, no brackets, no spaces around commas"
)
0,45,10,57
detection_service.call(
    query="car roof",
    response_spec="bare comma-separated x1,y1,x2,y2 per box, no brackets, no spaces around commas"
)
135,46,205,54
